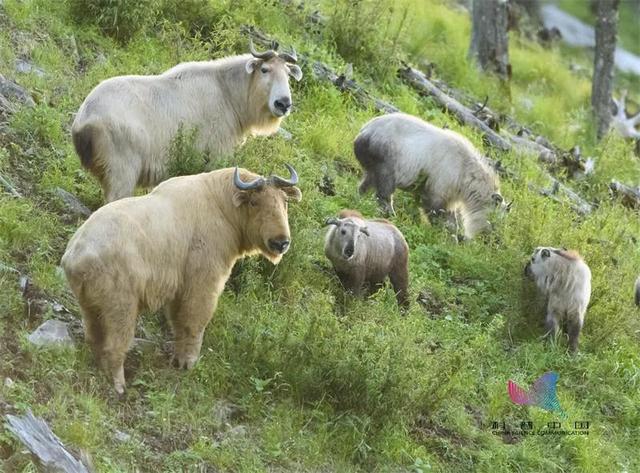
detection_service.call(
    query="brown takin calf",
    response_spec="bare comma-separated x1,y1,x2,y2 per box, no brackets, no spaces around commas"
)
524,247,591,353
61,165,301,394
324,210,409,309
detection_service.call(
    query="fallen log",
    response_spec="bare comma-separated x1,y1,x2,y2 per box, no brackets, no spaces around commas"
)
5,410,90,473
399,65,511,151
610,180,640,209
311,62,399,114
0,173,22,198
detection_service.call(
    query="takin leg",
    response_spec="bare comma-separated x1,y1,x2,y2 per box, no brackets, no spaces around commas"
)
567,313,584,353
389,261,410,311
359,171,374,195
82,296,138,395
168,288,218,370
103,165,140,203
544,309,560,345
374,171,397,216
338,270,366,298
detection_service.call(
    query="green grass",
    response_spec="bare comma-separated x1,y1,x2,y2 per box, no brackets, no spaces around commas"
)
1,0,639,471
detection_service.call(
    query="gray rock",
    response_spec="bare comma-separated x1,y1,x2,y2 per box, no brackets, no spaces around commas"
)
113,430,131,443
4,377,14,388
0,74,35,110
28,320,73,347
15,58,45,77
211,400,241,426
278,128,293,140
54,187,91,217
132,338,155,353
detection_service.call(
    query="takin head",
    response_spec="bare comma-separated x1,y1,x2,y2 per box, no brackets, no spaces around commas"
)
324,215,370,261
245,40,303,119
232,164,302,264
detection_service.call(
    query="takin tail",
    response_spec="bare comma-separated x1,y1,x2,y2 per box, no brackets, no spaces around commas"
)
635,276,640,307
72,123,97,169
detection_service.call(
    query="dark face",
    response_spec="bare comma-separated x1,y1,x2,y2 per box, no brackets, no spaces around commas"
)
330,219,369,261
233,185,302,263
525,247,552,279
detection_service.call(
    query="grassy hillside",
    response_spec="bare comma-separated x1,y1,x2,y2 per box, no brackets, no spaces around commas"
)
1,0,639,471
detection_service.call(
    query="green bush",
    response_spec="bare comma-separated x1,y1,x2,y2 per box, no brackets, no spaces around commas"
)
157,0,220,40
68,0,161,42
327,0,409,78
165,125,209,178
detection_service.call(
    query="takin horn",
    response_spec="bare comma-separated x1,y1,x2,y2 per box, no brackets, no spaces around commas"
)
278,48,298,64
249,39,277,60
268,163,298,188
233,167,265,190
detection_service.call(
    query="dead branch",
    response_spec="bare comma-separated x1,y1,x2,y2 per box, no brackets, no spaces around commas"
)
610,180,640,209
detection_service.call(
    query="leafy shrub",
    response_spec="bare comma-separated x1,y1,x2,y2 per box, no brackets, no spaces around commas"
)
68,0,161,42
165,125,209,178
327,0,409,78
157,0,220,40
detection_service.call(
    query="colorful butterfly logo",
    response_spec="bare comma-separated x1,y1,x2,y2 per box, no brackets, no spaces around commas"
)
508,371,566,418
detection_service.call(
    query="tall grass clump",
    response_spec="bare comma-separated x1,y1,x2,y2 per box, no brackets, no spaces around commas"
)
327,0,410,79
68,0,161,42
165,125,210,178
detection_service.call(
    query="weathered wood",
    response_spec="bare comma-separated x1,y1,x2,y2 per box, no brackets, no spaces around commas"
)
610,180,640,209
399,65,511,151
0,173,22,198
5,410,90,473
311,62,399,114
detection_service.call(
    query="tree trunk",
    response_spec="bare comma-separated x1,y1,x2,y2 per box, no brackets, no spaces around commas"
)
468,0,511,80
591,0,619,139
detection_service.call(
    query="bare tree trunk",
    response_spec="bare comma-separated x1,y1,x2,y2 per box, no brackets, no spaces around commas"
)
468,0,511,80
591,0,619,139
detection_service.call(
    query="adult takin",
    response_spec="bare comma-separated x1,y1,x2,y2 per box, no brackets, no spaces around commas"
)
72,41,302,202
354,112,508,239
524,247,591,353
61,165,302,394
324,209,409,309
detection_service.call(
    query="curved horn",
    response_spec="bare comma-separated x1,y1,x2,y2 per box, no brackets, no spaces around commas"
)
233,167,265,191
278,47,298,64
249,39,277,60
269,163,299,188
324,217,339,226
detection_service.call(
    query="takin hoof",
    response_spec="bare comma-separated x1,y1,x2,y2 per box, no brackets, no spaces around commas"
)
172,354,198,370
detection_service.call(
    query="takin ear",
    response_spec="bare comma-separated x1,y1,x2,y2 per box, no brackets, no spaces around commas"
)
491,193,504,205
360,226,370,236
283,186,302,202
232,190,251,207
245,58,262,74
287,64,303,82
541,248,551,259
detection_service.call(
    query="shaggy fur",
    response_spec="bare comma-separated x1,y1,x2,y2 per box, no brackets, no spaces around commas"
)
354,112,506,239
72,53,302,202
524,247,591,352
61,167,302,394
324,209,409,309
